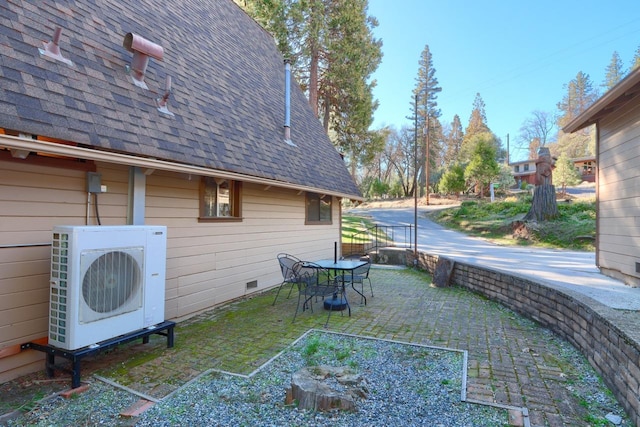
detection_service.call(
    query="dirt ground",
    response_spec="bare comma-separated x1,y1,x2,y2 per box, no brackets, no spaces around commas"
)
354,195,461,209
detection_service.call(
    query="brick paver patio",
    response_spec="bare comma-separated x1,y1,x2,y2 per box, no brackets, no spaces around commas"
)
1,267,626,426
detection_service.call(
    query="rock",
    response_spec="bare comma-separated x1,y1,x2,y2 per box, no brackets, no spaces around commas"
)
605,412,622,425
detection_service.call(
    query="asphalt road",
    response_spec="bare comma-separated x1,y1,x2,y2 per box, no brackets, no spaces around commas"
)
347,205,640,310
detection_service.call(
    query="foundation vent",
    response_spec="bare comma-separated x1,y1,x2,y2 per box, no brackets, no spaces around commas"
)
246,280,258,290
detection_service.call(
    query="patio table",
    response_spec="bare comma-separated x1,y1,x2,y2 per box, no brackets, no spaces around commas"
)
312,259,369,308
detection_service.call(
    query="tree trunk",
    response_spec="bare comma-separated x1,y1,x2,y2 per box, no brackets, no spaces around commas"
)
309,47,319,117
524,184,558,222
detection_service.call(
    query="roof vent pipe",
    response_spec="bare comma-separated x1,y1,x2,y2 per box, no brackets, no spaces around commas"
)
123,33,164,89
156,75,175,117
283,59,295,145
39,27,73,66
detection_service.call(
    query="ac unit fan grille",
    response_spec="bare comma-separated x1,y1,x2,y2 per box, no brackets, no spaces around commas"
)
79,248,143,323
83,251,141,313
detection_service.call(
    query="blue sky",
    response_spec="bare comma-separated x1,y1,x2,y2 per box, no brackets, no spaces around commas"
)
367,1,640,161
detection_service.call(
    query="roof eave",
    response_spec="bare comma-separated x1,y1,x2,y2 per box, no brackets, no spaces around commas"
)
564,67,640,134
0,134,364,201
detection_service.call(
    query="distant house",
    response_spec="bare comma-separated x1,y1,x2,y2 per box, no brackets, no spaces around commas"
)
0,1,362,381
510,159,537,186
509,156,596,186
572,156,596,183
564,66,640,287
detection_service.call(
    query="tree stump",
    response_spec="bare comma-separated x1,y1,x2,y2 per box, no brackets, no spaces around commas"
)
285,366,366,412
524,184,558,222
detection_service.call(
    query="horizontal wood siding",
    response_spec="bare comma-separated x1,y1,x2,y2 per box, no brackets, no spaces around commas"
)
597,98,640,284
0,159,132,381
145,172,341,319
1,160,343,382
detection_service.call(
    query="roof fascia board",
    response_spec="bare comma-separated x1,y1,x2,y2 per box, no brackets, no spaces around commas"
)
0,134,363,201
564,67,640,134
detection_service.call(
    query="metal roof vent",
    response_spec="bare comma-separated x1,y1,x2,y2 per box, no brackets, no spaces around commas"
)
123,33,164,90
156,76,175,117
283,59,296,147
38,27,73,66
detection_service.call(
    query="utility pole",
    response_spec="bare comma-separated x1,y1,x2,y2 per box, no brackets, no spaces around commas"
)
413,94,418,258
506,133,510,165
424,86,430,206
425,121,430,206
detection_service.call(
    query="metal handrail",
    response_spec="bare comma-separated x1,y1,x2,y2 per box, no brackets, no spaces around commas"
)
344,224,413,257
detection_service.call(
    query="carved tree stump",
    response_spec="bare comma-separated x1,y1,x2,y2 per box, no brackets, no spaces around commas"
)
524,184,558,222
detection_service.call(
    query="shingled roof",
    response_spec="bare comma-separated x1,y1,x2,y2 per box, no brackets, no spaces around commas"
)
0,0,362,199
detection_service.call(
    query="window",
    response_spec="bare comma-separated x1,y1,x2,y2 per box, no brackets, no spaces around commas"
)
200,177,242,221
524,164,529,172
306,193,332,224
514,165,520,172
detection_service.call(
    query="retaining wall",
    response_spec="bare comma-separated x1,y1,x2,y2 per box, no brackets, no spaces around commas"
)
406,250,640,426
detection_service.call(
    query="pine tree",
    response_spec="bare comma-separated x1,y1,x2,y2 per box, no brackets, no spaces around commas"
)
554,152,582,195
603,51,625,90
408,44,442,198
463,133,500,198
438,163,465,197
632,45,640,71
239,0,383,178
555,71,598,158
443,115,464,167
460,93,501,163
557,71,598,126
465,93,490,136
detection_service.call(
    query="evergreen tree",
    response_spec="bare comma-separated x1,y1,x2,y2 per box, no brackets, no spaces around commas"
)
238,0,383,178
443,115,464,167
460,94,502,163
554,152,582,195
465,93,490,136
632,45,640,71
408,45,442,196
603,51,625,90
557,71,598,127
495,163,516,192
438,163,465,197
555,71,598,158
463,133,500,198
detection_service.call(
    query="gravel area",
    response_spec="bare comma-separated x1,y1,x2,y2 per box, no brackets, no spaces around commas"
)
8,331,509,426
135,331,509,426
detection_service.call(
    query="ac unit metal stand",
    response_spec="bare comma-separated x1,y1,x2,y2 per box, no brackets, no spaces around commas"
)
21,320,175,389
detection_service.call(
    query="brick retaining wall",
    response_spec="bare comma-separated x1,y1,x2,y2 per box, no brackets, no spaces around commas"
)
406,250,640,426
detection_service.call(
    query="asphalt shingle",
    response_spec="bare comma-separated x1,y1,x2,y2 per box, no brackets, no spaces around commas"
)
0,0,361,198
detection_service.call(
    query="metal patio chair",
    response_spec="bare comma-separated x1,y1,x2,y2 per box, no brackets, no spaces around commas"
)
292,261,348,327
272,253,302,305
339,255,372,305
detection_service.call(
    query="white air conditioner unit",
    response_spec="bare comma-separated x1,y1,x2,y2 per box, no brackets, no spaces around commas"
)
48,225,167,350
